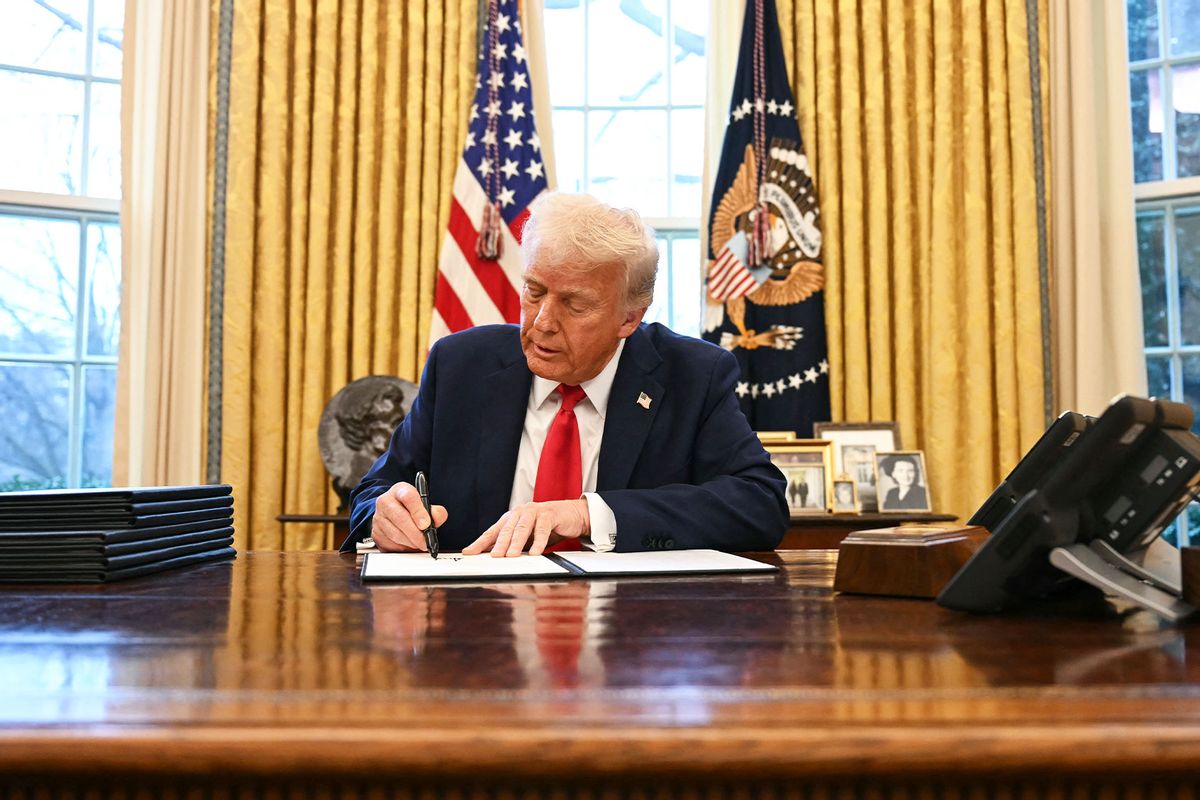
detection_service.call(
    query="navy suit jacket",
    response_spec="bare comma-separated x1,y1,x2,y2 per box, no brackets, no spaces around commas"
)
342,323,788,553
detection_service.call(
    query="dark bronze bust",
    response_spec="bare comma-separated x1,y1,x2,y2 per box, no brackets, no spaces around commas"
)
318,376,417,509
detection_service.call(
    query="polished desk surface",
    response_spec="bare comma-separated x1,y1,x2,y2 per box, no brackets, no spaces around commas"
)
3,550,1200,788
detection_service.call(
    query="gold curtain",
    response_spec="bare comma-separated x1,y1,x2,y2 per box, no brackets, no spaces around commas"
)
213,0,476,550
775,0,1051,520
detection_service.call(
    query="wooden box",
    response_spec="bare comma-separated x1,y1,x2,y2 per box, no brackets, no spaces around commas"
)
833,525,990,599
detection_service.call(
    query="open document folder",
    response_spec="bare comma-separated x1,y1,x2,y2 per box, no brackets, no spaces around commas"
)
360,549,777,583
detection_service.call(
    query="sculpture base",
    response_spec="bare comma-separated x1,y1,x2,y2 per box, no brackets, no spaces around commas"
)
834,525,990,599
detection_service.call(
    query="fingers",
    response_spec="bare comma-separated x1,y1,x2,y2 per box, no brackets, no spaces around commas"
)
372,482,445,552
462,513,506,555
471,501,588,558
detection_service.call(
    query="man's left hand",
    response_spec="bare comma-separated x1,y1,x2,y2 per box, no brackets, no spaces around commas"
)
462,499,591,557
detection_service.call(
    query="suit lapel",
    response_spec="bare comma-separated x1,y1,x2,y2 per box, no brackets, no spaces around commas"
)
476,338,532,526
597,326,663,491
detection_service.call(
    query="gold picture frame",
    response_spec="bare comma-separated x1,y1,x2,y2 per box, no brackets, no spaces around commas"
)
830,477,859,514
766,439,835,514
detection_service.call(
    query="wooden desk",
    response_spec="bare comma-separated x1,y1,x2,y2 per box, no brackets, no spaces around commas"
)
3,551,1200,799
783,511,959,548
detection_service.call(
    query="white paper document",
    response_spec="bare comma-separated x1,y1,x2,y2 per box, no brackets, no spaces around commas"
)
361,552,574,581
553,549,776,576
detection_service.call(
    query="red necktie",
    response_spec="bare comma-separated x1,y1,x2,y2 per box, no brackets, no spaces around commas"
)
534,384,586,552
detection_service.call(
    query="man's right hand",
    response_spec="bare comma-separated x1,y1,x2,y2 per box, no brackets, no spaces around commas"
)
371,481,448,552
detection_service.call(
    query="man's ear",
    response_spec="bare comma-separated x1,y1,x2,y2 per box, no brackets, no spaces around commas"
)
618,306,647,338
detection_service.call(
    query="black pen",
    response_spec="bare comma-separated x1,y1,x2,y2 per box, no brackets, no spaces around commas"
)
415,471,439,559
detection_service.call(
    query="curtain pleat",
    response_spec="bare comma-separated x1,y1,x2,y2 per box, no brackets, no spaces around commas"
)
215,0,476,550
774,0,1050,520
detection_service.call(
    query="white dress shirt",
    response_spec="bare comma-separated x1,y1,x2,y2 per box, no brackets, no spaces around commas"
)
507,339,624,551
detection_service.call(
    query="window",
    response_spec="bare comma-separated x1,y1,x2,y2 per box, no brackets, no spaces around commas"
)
1129,0,1200,544
0,1,123,491
543,0,707,335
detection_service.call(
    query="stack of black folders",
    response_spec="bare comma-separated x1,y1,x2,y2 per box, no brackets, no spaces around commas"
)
0,485,236,583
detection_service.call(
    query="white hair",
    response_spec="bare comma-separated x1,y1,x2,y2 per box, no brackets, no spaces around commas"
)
520,192,658,310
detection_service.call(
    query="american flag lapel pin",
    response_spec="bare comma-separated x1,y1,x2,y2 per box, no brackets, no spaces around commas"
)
637,392,652,410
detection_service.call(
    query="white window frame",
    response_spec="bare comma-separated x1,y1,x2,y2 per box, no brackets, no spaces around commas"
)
1128,0,1200,545
0,0,122,489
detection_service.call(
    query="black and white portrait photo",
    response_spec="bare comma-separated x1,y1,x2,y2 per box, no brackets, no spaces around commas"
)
875,451,932,513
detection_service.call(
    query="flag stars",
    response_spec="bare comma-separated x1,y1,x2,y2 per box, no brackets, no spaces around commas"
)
779,99,794,116
503,129,524,149
488,71,505,90
754,98,764,112
819,359,829,374
763,383,776,398
469,104,479,123
464,131,476,149
498,186,516,207
788,373,802,389
507,101,526,121
528,132,541,151
805,368,819,383
486,99,501,117
525,160,544,180
511,72,528,91
732,105,748,122
736,381,749,397
767,99,779,114
513,42,527,63
496,13,511,33
492,41,507,60
501,158,519,178
477,158,493,177
775,379,786,394
482,129,497,146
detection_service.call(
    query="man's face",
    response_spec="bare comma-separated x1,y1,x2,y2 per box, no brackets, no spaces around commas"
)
519,258,645,385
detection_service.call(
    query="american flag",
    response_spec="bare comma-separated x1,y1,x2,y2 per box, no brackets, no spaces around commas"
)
430,0,549,345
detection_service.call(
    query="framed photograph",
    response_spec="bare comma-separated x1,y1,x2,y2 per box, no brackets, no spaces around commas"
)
831,479,859,514
766,440,834,514
875,450,932,513
757,430,798,444
812,421,902,512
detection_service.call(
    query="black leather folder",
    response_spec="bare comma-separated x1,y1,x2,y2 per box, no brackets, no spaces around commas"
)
0,545,237,583
0,524,236,557
0,505,235,532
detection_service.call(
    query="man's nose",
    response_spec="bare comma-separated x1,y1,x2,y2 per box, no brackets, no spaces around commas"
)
533,300,560,331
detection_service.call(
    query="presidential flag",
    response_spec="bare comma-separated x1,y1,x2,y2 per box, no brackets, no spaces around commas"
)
430,0,549,345
703,0,830,436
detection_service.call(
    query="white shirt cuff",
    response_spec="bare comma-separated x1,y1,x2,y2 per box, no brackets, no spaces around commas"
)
582,492,617,552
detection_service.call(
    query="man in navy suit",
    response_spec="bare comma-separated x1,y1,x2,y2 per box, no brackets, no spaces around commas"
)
343,193,787,556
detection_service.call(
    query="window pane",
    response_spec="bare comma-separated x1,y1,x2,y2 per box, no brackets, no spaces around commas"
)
0,0,88,74
551,109,585,192
1137,211,1169,347
0,362,71,490
85,222,121,357
670,108,703,216
87,81,121,197
1178,208,1200,344
0,70,85,195
645,237,671,326
0,214,81,357
670,0,707,105
1182,354,1200,434
1175,64,1200,178
587,0,668,106
1167,0,1200,56
1131,68,1165,183
588,109,667,215
669,236,702,336
82,365,116,486
91,0,125,79
544,0,584,106
1147,354,1172,397
1127,0,1160,61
